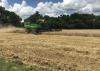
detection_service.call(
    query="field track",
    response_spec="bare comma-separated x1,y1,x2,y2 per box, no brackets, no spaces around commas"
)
0,28,100,71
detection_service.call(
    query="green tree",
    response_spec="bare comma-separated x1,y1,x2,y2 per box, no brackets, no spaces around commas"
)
0,6,22,27
25,11,42,23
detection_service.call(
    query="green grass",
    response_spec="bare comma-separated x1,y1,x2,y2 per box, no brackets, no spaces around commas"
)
0,58,41,71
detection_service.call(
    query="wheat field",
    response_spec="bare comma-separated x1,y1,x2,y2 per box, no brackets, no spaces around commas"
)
0,27,100,71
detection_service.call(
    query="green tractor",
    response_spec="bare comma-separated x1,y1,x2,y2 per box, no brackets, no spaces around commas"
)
24,22,43,34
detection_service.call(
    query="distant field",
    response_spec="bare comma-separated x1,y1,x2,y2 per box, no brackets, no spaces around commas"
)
43,29,100,37
0,28,100,71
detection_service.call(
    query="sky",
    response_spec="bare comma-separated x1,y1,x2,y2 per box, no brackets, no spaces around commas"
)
8,0,62,7
0,0,100,21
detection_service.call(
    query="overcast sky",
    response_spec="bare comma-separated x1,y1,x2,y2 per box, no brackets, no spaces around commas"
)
0,0,100,20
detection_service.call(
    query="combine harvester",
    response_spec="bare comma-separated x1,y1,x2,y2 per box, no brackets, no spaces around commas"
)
24,22,43,34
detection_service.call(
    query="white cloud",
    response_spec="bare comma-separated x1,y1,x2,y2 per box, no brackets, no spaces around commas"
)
34,0,87,16
0,0,35,20
0,0,9,8
63,0,73,4
9,1,35,20
79,4,93,14
1,0,100,20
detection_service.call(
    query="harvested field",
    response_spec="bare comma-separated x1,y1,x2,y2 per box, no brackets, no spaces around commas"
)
43,29,100,37
0,28,100,71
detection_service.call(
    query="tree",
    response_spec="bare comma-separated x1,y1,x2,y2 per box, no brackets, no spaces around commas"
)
25,11,100,30
0,6,22,27
25,11,42,23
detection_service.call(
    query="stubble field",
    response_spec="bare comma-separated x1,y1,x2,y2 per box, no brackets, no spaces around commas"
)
0,27,100,71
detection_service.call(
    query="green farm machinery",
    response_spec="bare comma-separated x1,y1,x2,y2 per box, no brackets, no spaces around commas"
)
24,22,43,34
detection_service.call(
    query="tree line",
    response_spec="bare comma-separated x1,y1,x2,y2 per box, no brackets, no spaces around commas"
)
25,11,100,29
1,6,100,29
0,6,22,27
